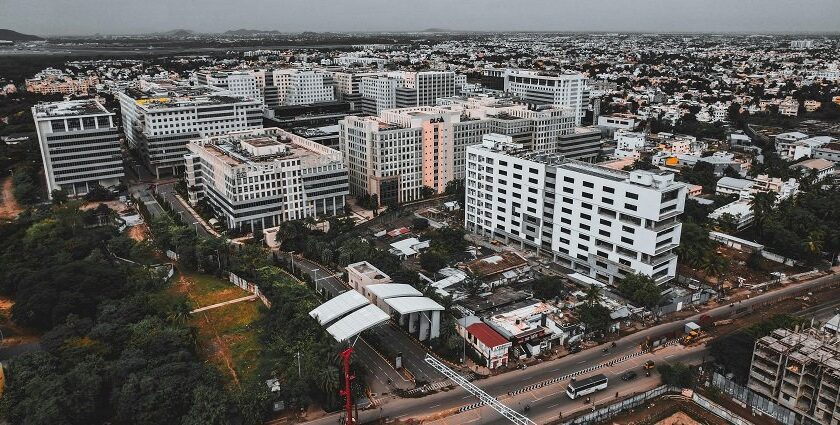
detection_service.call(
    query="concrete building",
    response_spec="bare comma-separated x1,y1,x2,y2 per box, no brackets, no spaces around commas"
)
556,127,602,162
259,69,335,107
456,318,512,369
791,158,836,182
358,70,458,114
502,69,589,124
597,114,638,134
465,135,686,285
197,70,262,103
184,127,348,231
347,261,392,292
339,98,577,205
749,328,840,425
119,79,263,177
32,99,125,198
25,68,99,95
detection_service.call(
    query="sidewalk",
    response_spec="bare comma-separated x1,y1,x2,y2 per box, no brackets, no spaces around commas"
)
190,295,257,314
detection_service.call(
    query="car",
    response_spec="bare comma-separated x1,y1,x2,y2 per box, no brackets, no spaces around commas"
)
569,345,581,354
644,360,656,370
621,371,638,381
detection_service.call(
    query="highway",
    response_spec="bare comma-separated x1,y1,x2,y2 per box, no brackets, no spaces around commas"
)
302,270,840,425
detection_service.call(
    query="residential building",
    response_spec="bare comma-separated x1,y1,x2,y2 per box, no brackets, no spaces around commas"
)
32,99,124,198
715,176,753,199
465,135,686,285
597,114,638,134
118,79,263,177
347,261,392,293
748,328,840,425
261,69,335,107
184,127,349,231
708,200,754,230
456,317,512,370
814,143,840,163
791,158,836,181
25,68,99,95
789,40,814,49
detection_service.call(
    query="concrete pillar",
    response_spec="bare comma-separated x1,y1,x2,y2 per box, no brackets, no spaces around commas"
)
419,312,430,341
430,310,441,340
399,313,407,326
408,312,418,333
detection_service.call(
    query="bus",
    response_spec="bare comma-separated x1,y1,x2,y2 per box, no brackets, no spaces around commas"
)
566,374,609,399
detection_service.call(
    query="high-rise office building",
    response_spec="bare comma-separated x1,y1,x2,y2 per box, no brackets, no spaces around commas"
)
501,69,589,124
118,80,263,177
32,99,124,198
339,97,579,205
465,135,686,285
197,70,262,103
184,127,348,231
358,71,458,114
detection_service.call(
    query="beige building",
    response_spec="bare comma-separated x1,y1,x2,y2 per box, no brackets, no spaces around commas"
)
346,261,392,292
26,68,98,95
749,328,840,425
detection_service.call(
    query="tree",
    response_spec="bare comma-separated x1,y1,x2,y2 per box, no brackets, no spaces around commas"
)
412,217,429,231
50,189,69,205
531,276,564,301
750,191,777,237
462,271,483,297
577,303,612,335
419,251,447,272
617,273,662,309
584,285,602,307
421,186,436,199
702,254,729,284
658,363,694,388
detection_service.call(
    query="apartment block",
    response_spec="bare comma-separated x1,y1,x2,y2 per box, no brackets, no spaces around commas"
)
749,328,840,425
25,68,99,96
118,79,263,177
465,135,686,285
32,99,125,198
184,127,348,231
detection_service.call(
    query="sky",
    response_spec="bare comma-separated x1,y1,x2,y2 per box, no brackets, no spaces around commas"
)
1,0,839,36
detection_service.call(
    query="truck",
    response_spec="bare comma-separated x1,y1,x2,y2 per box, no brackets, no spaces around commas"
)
713,319,734,327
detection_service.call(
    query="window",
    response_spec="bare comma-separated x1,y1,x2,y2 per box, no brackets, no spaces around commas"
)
621,236,633,244
582,192,593,199
603,186,615,194
626,192,639,200
599,229,610,237
583,181,594,188
580,213,591,221
602,197,614,205
513,164,522,170
581,202,592,209
622,225,635,234
625,203,637,211
564,176,574,183
563,197,573,204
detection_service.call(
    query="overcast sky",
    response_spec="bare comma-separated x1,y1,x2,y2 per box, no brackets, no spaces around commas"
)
2,0,839,36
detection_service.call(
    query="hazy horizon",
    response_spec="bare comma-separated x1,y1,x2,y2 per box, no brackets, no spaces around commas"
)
2,0,840,37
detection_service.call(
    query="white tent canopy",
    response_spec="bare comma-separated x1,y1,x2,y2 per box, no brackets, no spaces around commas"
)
384,296,445,315
309,290,369,325
365,283,423,299
325,304,390,342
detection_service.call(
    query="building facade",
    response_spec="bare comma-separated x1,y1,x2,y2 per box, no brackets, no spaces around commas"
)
184,127,348,231
465,135,686,285
32,99,124,198
749,328,840,425
118,80,263,177
197,70,262,103
503,69,589,124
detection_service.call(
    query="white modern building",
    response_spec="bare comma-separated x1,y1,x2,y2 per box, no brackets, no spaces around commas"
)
465,135,687,285
339,98,578,205
184,127,348,231
197,70,262,103
119,80,263,177
502,69,589,124
358,70,458,114
32,99,125,198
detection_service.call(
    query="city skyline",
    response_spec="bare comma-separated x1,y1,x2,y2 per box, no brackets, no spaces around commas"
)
2,0,840,36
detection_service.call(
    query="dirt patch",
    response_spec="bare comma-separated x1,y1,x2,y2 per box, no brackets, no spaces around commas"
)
127,224,149,242
0,296,41,346
0,176,23,221
656,411,702,424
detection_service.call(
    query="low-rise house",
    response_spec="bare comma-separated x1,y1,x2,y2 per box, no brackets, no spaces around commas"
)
464,251,531,290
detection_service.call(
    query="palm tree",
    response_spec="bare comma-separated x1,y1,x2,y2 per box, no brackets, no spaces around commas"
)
584,285,602,307
702,254,729,284
750,191,777,237
803,230,825,256
167,299,192,325
318,365,340,398
462,271,482,297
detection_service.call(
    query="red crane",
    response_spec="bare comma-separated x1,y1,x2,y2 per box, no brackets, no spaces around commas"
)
339,347,356,425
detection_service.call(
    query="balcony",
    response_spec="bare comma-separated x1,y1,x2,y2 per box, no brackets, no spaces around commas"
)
654,242,679,256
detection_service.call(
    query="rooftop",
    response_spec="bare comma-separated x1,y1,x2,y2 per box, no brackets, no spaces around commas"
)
465,251,529,279
466,323,510,348
191,128,341,167
124,80,256,108
33,99,109,118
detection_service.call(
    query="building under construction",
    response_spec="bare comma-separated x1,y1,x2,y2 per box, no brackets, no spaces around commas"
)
748,328,840,425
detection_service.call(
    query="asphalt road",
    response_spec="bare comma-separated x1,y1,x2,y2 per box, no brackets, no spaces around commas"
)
154,182,211,238
302,271,840,425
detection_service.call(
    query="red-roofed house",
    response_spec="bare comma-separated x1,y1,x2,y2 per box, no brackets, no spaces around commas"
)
463,322,512,369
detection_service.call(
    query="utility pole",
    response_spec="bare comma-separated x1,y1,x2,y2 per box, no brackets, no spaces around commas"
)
296,351,302,378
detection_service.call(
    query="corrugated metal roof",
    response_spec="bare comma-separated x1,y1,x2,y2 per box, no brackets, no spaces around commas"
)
309,290,369,325
325,304,390,342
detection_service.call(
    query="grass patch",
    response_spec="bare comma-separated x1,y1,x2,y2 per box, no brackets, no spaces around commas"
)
175,271,250,309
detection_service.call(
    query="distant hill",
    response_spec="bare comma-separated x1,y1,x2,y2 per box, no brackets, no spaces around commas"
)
0,29,43,41
421,28,451,33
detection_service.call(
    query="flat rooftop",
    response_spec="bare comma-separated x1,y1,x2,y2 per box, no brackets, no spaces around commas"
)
124,81,253,108
194,130,333,167
33,99,109,118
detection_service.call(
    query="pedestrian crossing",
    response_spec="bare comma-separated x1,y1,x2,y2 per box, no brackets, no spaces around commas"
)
454,338,680,414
